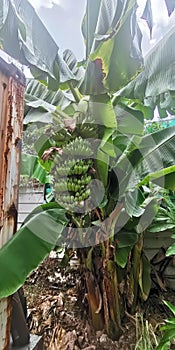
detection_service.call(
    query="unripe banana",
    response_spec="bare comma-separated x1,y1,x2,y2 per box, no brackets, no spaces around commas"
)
52,132,95,208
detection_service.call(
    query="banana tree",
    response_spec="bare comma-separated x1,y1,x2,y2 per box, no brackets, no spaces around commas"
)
2,98,175,339
1,0,175,340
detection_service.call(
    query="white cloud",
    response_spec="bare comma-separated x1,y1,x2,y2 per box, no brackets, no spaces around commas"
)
137,0,175,55
151,0,168,25
28,0,63,10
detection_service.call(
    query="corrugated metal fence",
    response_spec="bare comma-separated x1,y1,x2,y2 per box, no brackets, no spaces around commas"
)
17,187,43,229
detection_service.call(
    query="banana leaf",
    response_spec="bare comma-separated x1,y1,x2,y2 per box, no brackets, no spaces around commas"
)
20,153,50,184
0,0,79,89
80,0,143,95
115,126,175,193
24,79,74,124
117,24,175,109
115,231,138,268
0,203,68,298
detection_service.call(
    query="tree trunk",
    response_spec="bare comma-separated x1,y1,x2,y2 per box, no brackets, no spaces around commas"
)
80,235,144,340
80,239,124,340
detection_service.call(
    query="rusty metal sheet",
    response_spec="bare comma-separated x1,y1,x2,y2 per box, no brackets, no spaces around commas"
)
0,57,25,350
0,299,11,350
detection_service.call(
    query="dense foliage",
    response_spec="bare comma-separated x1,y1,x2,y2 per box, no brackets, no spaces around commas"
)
0,0,175,340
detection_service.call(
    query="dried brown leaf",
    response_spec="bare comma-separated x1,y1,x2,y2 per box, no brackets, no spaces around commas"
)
64,118,76,132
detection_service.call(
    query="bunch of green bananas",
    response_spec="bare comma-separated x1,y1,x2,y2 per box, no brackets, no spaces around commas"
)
52,110,98,143
62,136,93,157
52,136,94,210
52,127,71,144
74,113,98,139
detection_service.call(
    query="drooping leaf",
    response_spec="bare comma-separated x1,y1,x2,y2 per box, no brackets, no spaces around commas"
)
141,0,153,38
24,79,73,124
20,153,50,184
96,149,109,188
117,231,138,248
138,253,151,301
81,0,143,95
115,126,175,194
153,171,175,190
164,0,175,16
118,25,175,108
115,246,132,268
81,0,101,59
100,129,116,157
34,134,53,158
0,203,68,298
89,94,117,128
113,132,131,153
137,197,158,233
62,49,85,87
0,0,78,88
113,97,153,120
24,109,53,124
100,128,114,148
26,80,73,110
125,189,145,217
115,230,138,268
22,202,63,223
114,103,144,136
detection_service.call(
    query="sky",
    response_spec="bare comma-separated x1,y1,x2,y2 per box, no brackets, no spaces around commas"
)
27,0,175,61
137,0,175,55
29,0,86,60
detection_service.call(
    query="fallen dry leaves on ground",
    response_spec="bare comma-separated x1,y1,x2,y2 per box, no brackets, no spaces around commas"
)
24,255,175,350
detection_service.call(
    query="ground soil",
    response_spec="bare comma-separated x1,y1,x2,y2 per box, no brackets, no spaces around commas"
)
24,255,175,350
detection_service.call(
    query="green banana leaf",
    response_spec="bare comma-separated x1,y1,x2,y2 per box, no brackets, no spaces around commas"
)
115,126,175,193
20,153,50,184
115,246,132,268
62,49,85,88
138,253,151,301
80,0,143,95
0,203,68,298
0,0,78,89
115,231,138,268
24,79,74,124
117,24,175,108
136,197,158,233
153,171,175,191
114,103,144,136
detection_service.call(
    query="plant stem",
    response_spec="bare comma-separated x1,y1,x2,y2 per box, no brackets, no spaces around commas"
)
68,81,81,103
131,235,143,314
71,214,82,228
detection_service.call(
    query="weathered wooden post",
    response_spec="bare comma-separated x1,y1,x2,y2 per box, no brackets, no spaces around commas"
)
0,55,25,350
